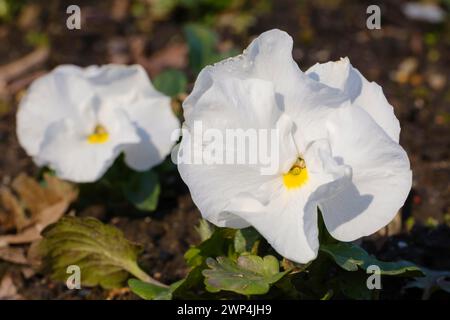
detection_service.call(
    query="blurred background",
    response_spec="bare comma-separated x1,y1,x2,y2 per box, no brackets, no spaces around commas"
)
0,0,449,299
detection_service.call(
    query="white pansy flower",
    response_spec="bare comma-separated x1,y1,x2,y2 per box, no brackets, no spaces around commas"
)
178,29,412,263
17,64,179,183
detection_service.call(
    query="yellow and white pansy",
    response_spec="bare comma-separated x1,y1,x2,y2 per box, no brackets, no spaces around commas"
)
17,64,179,183
177,29,412,264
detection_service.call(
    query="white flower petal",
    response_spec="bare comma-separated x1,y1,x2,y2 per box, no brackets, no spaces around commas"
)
185,29,349,147
82,64,165,103
17,64,177,179
183,29,301,117
180,28,412,264
36,108,140,183
306,57,401,142
303,139,353,198
319,104,412,241
16,66,96,157
179,77,297,227
73,64,180,171
225,181,319,264
123,96,180,171
185,72,282,131
178,161,265,228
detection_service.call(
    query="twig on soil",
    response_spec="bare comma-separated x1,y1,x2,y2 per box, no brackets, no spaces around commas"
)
7,70,47,95
0,246,28,265
106,287,131,300
0,48,49,84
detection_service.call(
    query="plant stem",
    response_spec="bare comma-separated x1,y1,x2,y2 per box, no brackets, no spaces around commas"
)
128,263,169,288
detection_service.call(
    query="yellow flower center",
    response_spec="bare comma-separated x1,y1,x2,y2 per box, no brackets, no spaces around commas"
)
283,158,308,189
87,124,109,144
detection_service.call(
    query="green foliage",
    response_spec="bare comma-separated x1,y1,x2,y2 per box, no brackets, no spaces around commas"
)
203,255,288,295
320,242,424,276
25,31,49,48
153,69,188,97
0,99,10,117
130,1,147,18
148,0,237,21
129,278,183,300
179,0,234,11
185,227,236,268
195,219,215,242
144,0,270,35
334,271,373,300
0,0,25,22
39,216,151,289
184,24,237,73
128,223,425,300
121,170,160,212
129,266,204,300
77,155,163,213
184,24,217,73
404,267,450,299
233,228,261,254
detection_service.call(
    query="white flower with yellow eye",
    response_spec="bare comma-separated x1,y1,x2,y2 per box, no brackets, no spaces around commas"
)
177,29,412,264
17,64,179,183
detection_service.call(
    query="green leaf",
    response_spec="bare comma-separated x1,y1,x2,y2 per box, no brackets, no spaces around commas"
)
153,69,187,97
195,219,214,242
39,216,151,289
321,243,423,276
203,255,288,295
185,228,236,267
184,24,218,73
320,289,334,300
172,266,208,299
129,267,206,300
335,271,373,300
122,170,160,212
234,227,261,254
183,24,238,73
318,209,337,245
404,267,450,299
25,31,49,48
129,278,183,300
